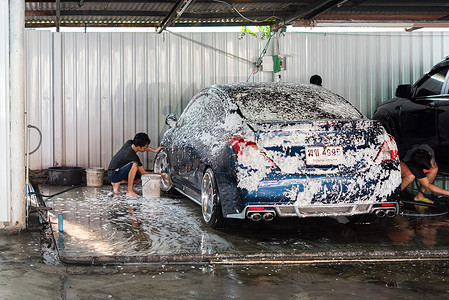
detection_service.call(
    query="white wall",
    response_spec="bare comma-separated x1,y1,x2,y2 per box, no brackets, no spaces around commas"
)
24,30,449,171
282,32,449,117
26,31,270,170
0,1,10,223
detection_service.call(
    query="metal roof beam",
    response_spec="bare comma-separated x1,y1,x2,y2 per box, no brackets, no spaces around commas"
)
26,10,282,19
56,0,60,31
25,0,180,2
35,10,168,17
315,13,449,20
293,19,449,27
328,6,449,13
24,20,274,28
157,0,194,33
271,0,347,32
25,0,298,2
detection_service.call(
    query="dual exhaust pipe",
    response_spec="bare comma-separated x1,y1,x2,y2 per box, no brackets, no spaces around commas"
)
248,212,275,222
248,209,396,221
375,209,396,218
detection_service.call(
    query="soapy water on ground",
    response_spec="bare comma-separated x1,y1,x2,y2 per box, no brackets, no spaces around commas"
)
43,185,234,258
39,184,449,261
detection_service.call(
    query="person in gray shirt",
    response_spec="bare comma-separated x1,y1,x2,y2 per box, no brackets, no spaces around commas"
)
108,132,166,197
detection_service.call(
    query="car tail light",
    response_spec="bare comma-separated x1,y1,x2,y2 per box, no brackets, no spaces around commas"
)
230,136,277,167
374,134,398,162
248,206,266,211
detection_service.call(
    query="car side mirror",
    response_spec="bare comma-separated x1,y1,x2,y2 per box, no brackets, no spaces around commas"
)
165,113,178,128
395,84,412,99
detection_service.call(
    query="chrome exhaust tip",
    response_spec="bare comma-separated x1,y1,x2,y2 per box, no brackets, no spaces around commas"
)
386,209,396,217
375,209,386,217
249,212,262,221
262,212,274,221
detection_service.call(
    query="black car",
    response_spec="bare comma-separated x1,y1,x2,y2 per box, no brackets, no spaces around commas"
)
373,56,449,174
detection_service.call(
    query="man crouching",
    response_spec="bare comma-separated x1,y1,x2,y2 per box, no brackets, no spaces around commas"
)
108,132,166,197
400,143,449,203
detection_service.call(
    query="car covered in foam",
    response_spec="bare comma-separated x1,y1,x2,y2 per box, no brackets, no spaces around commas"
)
154,82,401,228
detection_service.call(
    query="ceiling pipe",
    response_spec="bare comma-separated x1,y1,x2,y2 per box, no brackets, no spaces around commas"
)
157,0,194,34
293,19,449,29
271,0,348,32
56,0,60,32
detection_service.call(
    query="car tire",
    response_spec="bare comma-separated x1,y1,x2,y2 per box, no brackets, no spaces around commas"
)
347,214,377,225
201,168,228,229
153,149,174,193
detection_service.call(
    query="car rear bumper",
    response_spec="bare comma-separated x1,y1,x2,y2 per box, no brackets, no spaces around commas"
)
222,165,401,219
226,201,399,219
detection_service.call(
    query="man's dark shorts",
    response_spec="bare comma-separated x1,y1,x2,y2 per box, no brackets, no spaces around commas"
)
108,162,141,183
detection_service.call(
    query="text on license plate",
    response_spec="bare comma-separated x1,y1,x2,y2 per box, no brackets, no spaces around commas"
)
305,146,344,165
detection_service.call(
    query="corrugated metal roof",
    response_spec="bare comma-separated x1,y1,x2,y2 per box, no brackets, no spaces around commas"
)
24,0,449,29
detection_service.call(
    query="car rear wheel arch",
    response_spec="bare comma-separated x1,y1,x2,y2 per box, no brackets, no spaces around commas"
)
375,114,399,140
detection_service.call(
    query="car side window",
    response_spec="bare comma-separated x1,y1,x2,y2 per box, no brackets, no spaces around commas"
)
201,94,226,125
414,67,449,97
177,93,206,127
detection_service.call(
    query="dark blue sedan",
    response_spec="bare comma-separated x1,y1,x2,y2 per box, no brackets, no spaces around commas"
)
154,83,401,228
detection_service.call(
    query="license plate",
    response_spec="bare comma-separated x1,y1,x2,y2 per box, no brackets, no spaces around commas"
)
306,146,344,165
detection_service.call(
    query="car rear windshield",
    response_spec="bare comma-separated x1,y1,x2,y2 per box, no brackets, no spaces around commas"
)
228,83,364,123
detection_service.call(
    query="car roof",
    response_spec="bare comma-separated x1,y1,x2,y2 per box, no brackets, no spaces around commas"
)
209,82,326,102
212,82,319,93
430,55,449,71
205,82,364,122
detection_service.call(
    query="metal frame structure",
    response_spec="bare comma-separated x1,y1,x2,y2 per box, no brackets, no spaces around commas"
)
24,1,449,31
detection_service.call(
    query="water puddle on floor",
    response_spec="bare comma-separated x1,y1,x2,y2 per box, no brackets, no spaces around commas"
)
42,185,237,258
39,184,449,263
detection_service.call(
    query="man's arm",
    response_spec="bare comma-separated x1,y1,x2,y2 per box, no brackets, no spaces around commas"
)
138,166,151,175
417,177,449,196
138,165,169,181
146,146,164,153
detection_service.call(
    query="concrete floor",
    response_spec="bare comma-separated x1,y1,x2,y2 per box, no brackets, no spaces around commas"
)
1,181,449,299
38,183,449,264
2,229,449,299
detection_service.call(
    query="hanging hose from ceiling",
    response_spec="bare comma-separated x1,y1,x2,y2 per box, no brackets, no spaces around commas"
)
246,31,275,82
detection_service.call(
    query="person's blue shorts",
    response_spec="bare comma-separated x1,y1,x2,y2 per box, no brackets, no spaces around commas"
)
108,162,141,183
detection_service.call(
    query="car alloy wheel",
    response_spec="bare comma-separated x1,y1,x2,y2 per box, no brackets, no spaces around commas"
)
153,150,172,192
201,168,227,228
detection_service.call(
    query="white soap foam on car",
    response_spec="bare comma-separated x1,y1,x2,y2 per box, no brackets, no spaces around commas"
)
161,82,401,209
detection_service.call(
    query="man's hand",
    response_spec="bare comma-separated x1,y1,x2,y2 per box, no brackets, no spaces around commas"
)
155,146,164,152
145,146,165,153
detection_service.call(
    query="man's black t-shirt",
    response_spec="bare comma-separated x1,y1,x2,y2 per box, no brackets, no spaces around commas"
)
107,140,142,176
406,161,427,179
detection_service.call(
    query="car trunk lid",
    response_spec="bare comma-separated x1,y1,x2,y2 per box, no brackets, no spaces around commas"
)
254,120,383,175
